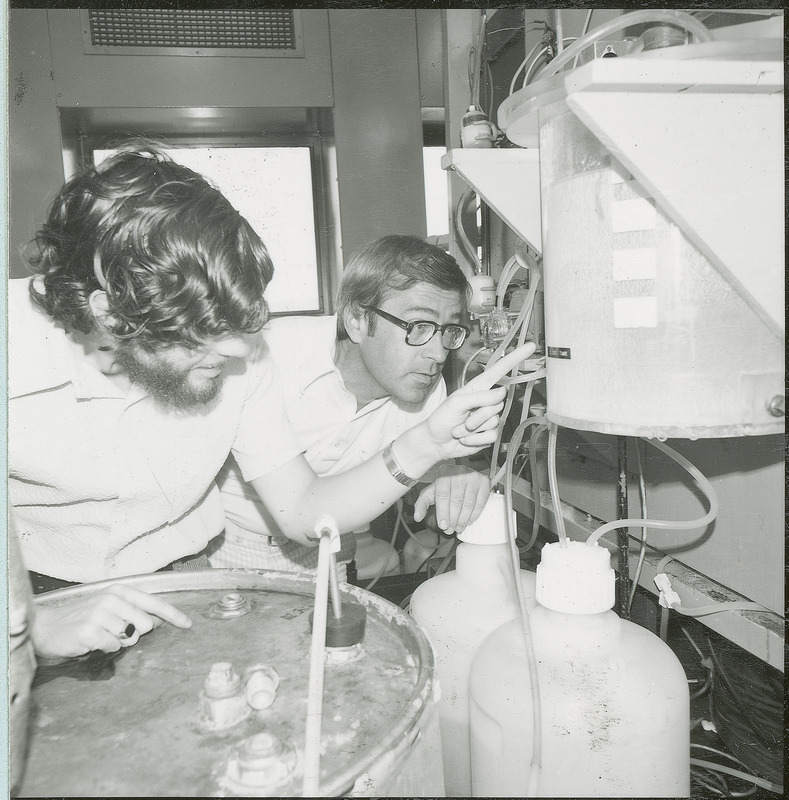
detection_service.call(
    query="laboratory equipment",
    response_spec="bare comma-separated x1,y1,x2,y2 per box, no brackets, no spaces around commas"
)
20,569,443,797
498,34,783,438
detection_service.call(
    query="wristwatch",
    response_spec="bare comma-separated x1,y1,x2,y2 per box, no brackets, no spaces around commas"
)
382,442,419,489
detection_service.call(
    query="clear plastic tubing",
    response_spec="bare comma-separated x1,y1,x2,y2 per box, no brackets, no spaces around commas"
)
536,9,713,80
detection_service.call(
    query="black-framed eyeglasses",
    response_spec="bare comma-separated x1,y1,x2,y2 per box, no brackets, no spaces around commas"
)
365,307,470,351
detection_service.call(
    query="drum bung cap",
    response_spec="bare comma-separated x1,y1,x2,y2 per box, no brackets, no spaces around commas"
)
309,601,367,647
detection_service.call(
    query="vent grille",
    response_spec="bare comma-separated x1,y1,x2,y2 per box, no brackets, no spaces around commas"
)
83,9,302,56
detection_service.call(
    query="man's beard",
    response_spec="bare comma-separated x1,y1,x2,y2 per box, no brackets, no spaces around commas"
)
113,341,225,410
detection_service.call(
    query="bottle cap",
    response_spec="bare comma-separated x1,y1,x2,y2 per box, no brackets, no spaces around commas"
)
536,540,615,614
458,492,512,545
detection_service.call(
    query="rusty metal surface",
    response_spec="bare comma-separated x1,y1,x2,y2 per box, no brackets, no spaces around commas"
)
20,570,433,797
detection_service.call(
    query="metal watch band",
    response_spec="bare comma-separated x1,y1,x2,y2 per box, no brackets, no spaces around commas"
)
382,443,419,489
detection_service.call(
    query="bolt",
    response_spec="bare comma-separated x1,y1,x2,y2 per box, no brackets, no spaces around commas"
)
767,395,784,417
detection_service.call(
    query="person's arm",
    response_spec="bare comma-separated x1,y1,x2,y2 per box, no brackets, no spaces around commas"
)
250,343,534,543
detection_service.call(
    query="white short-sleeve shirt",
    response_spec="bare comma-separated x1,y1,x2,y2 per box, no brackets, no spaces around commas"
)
211,315,446,569
8,278,302,582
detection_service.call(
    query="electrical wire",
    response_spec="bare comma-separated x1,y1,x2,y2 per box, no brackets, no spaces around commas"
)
680,627,713,701
586,439,718,546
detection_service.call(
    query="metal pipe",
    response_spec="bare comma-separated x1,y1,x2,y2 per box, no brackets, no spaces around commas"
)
617,436,630,619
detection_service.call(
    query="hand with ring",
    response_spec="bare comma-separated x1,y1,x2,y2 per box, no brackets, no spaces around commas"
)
31,584,192,659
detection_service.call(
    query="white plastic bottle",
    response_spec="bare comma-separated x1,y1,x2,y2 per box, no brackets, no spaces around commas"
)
409,493,537,797
352,525,400,580
469,540,690,798
402,529,454,574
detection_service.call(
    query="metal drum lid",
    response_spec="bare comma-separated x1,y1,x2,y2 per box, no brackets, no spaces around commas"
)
20,569,435,797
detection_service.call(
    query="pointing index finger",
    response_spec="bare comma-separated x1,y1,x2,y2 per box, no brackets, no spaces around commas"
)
463,342,537,392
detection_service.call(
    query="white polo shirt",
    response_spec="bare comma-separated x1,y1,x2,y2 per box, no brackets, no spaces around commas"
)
8,278,303,583
211,314,446,570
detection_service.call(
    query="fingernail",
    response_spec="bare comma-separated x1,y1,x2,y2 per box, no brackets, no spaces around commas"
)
439,519,448,529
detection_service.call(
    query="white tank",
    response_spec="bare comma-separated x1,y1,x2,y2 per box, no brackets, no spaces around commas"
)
469,540,689,797
409,494,537,797
538,101,783,438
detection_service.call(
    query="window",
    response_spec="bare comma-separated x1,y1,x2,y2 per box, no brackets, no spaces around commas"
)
423,146,449,238
94,144,323,313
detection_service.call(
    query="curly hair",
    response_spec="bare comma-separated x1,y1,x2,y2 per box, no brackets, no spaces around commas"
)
29,142,273,351
336,235,470,340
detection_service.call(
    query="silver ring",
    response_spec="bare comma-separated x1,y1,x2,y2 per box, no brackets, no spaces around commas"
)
118,622,136,640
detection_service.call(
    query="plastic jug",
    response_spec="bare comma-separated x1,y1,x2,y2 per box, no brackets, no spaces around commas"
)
402,529,455,574
409,493,537,797
469,540,690,797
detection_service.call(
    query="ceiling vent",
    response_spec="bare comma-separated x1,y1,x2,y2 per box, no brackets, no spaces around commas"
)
81,9,303,57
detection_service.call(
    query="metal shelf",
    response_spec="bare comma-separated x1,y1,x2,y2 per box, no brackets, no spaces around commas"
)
442,148,542,254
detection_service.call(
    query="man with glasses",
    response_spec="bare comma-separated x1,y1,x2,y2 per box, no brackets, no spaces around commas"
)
9,146,530,657
212,235,491,574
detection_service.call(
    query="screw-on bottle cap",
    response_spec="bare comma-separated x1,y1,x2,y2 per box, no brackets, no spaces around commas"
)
457,492,512,545
536,540,615,614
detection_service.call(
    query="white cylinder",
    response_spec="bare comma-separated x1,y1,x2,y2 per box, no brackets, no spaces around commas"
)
469,544,689,797
410,494,537,797
539,101,783,438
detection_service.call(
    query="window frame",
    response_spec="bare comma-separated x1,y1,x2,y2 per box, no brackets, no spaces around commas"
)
78,131,335,316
